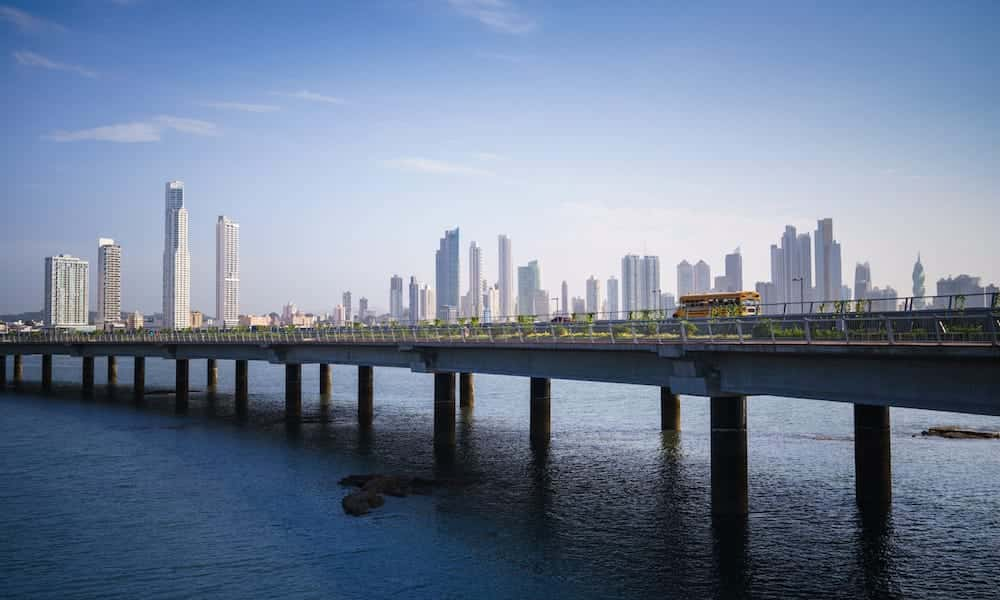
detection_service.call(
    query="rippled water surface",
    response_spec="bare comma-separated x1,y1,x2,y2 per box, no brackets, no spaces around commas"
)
1,355,998,599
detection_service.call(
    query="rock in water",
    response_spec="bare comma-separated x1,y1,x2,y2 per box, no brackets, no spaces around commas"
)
341,489,385,516
922,426,1000,440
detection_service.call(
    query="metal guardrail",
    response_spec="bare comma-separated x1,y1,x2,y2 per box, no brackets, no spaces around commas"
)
3,311,998,348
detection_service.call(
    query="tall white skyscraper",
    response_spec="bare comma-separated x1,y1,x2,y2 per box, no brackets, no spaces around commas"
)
435,228,460,320
641,255,660,309
622,254,641,315
163,181,191,329
97,238,121,327
215,216,240,328
693,260,711,293
498,234,512,321
45,254,89,328
342,291,352,322
517,260,541,316
561,280,569,316
468,242,483,319
408,276,420,324
724,248,743,292
606,276,619,318
585,276,602,314
390,274,404,320
814,218,843,302
677,260,693,298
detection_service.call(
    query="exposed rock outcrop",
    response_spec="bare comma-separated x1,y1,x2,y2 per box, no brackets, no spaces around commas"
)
921,426,999,440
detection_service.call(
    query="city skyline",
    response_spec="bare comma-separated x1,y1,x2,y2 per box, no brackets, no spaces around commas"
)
3,3,999,316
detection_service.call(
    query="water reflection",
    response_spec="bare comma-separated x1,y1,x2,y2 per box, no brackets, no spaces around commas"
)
711,514,751,599
855,508,901,598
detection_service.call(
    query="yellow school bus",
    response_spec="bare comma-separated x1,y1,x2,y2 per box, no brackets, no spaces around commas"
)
673,291,761,319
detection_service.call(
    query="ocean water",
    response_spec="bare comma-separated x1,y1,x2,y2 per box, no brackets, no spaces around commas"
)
1,354,998,599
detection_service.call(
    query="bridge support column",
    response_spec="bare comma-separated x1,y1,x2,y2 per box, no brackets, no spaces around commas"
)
175,359,189,411
319,364,331,396
0,355,6,390
206,359,218,389
235,360,248,415
13,354,23,387
82,356,95,396
530,377,551,445
284,364,302,420
434,372,456,448
661,387,680,431
133,357,145,401
711,395,748,517
854,404,891,511
460,372,474,409
358,366,373,428
107,356,118,385
42,355,53,391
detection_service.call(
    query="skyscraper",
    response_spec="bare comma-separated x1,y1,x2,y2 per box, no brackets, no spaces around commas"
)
606,276,619,319
854,262,872,300
97,238,121,327
517,260,541,315
622,254,641,315
814,218,843,302
724,248,743,292
498,234,512,321
561,280,569,316
694,260,711,294
468,242,483,319
419,285,435,321
435,228,460,320
409,276,420,324
912,254,926,308
45,254,89,328
342,291,352,322
641,256,661,310
676,260,693,299
163,181,191,329
215,216,240,328
358,297,369,322
390,274,404,320
585,276,602,314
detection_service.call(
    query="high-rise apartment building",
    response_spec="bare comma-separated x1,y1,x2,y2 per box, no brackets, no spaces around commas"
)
390,274,404,321
517,260,541,315
468,242,483,319
585,276,602,314
483,284,501,323
358,297,369,323
912,254,926,308
606,276,619,319
560,280,569,316
814,218,843,302
641,256,661,310
45,254,89,328
677,260,693,299
694,260,711,294
498,234,512,321
724,248,743,292
419,285,435,321
854,262,872,300
97,238,121,327
408,276,420,324
435,228,460,320
215,216,240,328
342,291,352,322
622,254,641,315
163,181,191,329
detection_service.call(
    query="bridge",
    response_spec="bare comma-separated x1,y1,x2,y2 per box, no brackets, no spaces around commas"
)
3,307,998,517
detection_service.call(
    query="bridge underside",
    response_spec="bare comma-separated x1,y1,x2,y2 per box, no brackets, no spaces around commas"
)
2,342,998,416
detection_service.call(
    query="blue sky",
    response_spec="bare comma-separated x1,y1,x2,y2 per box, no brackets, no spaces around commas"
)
3,0,998,315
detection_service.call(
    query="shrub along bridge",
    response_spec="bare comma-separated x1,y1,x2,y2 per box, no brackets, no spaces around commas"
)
2,307,998,516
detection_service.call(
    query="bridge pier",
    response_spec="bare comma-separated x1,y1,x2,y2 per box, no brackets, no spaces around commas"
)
107,356,118,385
42,355,53,391
175,359,189,411
434,372,456,448
206,359,218,389
133,357,145,401
358,366,373,428
235,360,248,415
82,356,95,396
285,364,302,420
320,364,332,396
854,404,891,512
530,377,551,445
711,395,748,517
0,355,6,390
661,387,680,431
13,354,23,387
460,372,474,409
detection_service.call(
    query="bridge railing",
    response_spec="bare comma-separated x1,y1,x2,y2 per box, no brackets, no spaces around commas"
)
3,310,998,348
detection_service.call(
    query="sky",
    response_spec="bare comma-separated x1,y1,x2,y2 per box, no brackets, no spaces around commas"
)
3,0,998,316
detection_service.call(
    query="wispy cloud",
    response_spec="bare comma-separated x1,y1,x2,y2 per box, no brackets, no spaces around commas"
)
45,115,218,143
384,157,494,177
14,50,96,78
448,0,536,34
473,152,507,161
203,101,280,113
276,89,345,104
0,5,65,32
